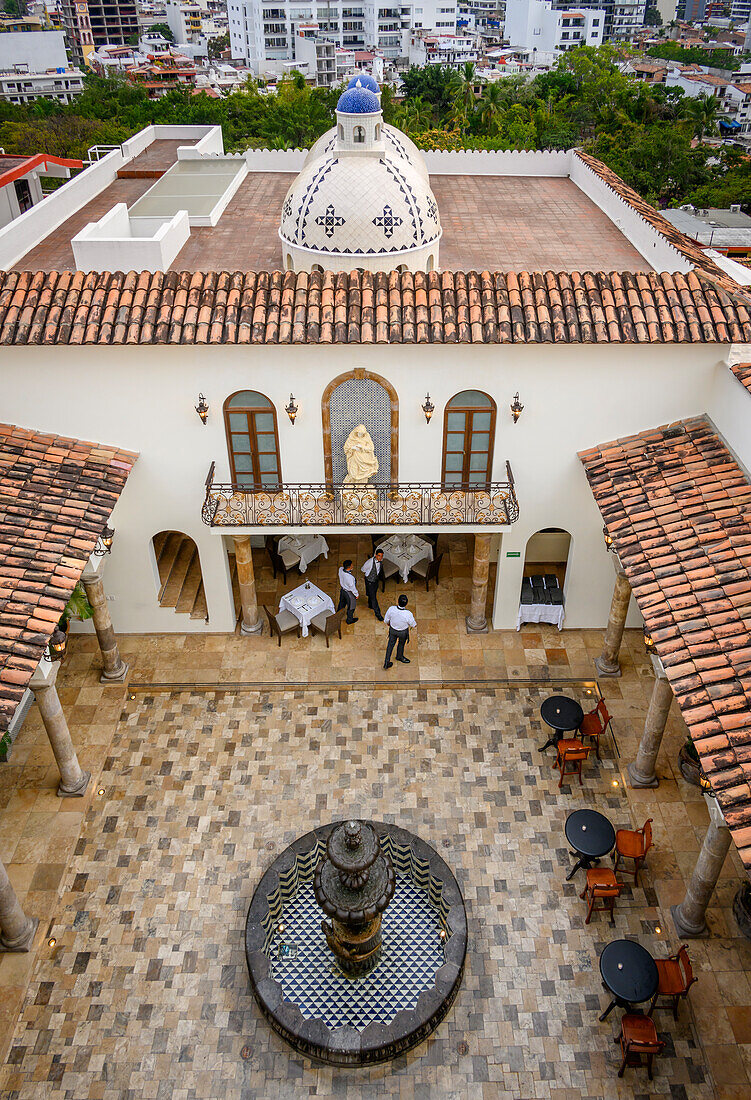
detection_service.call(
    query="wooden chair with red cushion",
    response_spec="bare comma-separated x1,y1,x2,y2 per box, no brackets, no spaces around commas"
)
579,867,621,924
617,1014,664,1080
554,739,590,788
578,698,611,759
648,945,697,1019
614,818,653,886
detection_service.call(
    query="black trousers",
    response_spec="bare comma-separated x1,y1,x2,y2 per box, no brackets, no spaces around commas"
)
337,588,357,622
365,579,382,618
385,627,409,664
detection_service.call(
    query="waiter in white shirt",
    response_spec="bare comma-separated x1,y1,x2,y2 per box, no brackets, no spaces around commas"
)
383,594,417,668
337,559,358,624
360,548,384,621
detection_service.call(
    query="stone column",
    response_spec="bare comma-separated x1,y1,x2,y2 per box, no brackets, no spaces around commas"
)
233,536,262,635
0,858,38,952
30,662,90,798
82,573,129,683
466,534,491,634
594,565,631,678
672,795,732,937
628,657,673,789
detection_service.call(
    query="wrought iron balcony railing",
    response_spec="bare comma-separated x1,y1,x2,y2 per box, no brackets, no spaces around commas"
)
202,463,519,528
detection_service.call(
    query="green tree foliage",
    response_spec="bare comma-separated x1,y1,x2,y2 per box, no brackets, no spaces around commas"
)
148,23,175,42
208,32,230,60
646,42,740,70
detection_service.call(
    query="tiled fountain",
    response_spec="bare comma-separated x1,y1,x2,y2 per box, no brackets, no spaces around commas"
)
245,820,467,1065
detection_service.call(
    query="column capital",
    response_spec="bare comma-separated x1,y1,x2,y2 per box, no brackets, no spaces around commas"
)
649,652,669,681
29,656,60,691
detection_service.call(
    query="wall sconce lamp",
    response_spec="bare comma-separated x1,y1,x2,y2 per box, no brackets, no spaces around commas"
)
643,626,656,655
698,766,714,796
195,393,209,425
285,394,298,425
602,525,614,552
48,626,68,662
510,392,524,424
93,524,115,559
421,393,434,424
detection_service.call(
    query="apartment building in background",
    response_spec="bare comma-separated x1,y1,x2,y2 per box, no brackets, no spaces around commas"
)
504,0,604,64
59,0,138,67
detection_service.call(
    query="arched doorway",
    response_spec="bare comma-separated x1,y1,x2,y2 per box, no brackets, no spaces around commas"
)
151,531,206,619
523,527,572,589
322,369,398,483
224,390,282,488
441,390,496,487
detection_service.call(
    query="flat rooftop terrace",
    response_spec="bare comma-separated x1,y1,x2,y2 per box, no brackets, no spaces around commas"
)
12,169,653,274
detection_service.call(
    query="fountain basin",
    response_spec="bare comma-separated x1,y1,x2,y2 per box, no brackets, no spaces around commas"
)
245,821,467,1065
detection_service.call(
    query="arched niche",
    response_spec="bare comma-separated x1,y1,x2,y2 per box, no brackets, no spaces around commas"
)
322,369,398,484
523,527,572,588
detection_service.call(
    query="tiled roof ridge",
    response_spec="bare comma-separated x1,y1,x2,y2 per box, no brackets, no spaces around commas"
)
573,151,736,287
730,361,751,396
0,423,138,732
579,416,751,866
1,267,750,345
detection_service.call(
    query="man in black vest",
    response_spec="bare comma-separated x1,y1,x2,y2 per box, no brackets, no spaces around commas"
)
360,548,384,620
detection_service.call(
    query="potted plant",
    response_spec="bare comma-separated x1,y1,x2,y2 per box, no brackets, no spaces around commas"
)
55,582,94,653
678,735,701,786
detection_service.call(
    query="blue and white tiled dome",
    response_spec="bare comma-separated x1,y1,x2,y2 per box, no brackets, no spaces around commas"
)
347,73,379,94
336,84,380,114
279,155,441,259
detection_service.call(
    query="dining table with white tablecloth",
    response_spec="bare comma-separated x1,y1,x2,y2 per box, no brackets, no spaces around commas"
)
276,534,329,573
378,534,434,583
516,603,565,631
279,581,335,638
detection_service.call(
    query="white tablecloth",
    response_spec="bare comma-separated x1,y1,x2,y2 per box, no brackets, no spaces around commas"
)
279,582,335,637
379,535,434,583
517,603,565,631
277,534,329,573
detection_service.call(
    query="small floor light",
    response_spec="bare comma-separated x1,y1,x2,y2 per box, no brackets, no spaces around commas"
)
285,394,298,425
48,626,67,662
603,525,614,551
195,393,209,425
643,626,656,655
422,393,434,424
510,392,524,424
47,937,56,948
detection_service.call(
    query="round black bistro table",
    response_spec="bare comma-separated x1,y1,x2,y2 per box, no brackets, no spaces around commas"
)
539,695,584,752
564,809,616,881
598,939,659,1021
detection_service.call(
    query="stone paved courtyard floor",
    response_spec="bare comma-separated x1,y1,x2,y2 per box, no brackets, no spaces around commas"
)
1,543,751,1098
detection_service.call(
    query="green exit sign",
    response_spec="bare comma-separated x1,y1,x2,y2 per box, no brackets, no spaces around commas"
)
506,551,521,558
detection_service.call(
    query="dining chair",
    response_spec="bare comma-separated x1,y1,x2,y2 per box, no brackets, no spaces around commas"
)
578,698,611,759
648,946,697,1020
380,558,400,592
266,542,300,582
411,552,444,591
614,818,653,886
554,738,590,788
579,867,620,924
617,1014,664,1080
263,605,300,646
310,607,346,648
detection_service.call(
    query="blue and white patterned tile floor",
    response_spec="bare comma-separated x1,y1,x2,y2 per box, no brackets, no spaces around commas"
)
269,875,445,1030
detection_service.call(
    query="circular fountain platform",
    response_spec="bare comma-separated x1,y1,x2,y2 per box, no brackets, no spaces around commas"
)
245,821,467,1065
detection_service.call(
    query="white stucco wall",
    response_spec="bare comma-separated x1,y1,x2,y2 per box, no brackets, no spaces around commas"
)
710,345,751,476
72,205,191,273
0,341,723,637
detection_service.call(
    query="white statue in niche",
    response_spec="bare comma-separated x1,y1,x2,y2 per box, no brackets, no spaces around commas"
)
343,424,379,485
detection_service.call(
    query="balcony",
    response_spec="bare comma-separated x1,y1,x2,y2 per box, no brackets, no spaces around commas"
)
202,464,519,528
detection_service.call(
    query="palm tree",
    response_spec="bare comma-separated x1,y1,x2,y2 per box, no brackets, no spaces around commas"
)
480,81,505,135
686,93,717,139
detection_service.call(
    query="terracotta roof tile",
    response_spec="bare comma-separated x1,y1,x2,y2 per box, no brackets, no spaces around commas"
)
0,268,748,345
579,418,751,867
0,425,137,732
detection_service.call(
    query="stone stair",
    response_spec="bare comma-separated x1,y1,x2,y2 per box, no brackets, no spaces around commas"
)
153,531,207,620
